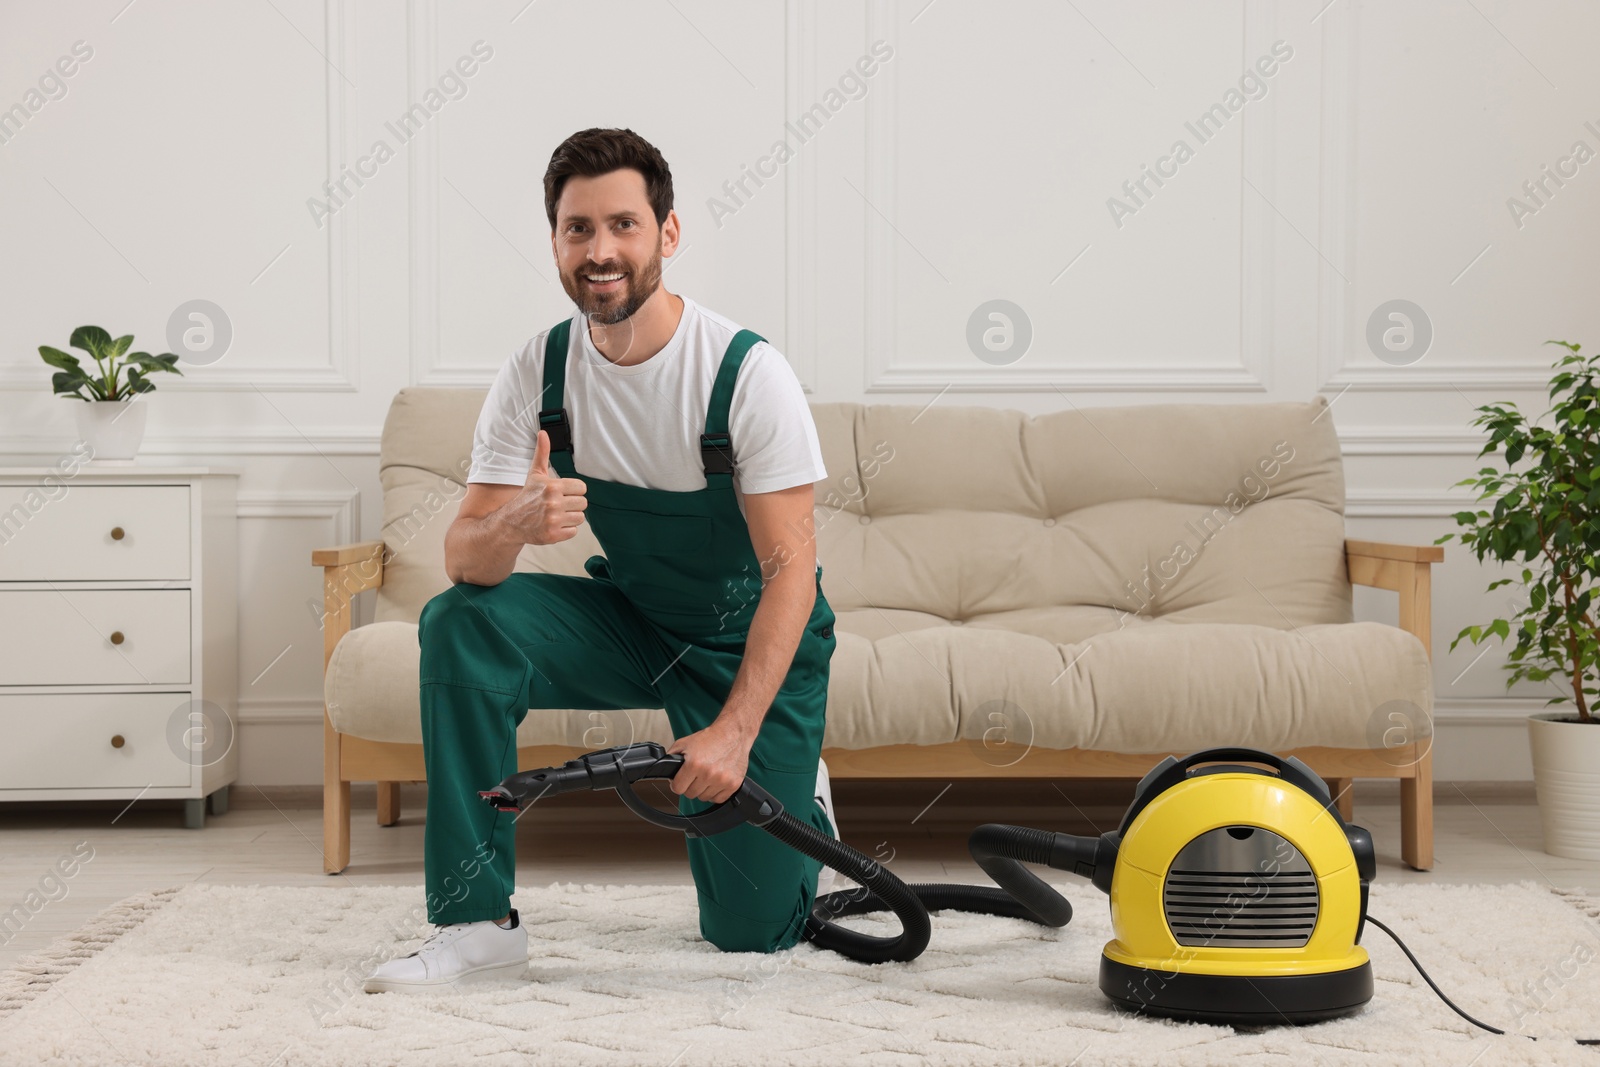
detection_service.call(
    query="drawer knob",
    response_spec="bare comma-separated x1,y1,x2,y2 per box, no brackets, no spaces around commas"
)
111,734,125,749
110,526,126,541
110,631,125,646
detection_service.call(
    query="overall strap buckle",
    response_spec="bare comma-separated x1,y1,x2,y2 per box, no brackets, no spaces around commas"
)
700,431,734,476
538,408,573,454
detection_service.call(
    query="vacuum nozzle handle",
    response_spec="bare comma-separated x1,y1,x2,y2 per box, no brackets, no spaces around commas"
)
479,742,684,811
480,741,784,839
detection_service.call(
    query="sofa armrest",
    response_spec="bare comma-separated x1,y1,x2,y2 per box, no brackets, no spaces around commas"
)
1345,539,1444,565
312,540,386,668
312,540,387,568
1345,539,1442,657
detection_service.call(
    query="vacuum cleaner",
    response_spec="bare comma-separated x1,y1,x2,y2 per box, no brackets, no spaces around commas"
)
976,745,1597,1043
482,742,1600,1045
1005,746,1379,1025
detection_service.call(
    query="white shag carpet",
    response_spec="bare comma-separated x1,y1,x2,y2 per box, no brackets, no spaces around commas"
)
2,880,1600,1066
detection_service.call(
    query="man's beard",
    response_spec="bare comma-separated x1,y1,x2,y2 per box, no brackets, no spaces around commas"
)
562,238,664,326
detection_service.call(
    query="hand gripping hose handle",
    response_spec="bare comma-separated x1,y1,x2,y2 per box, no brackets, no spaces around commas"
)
479,741,784,839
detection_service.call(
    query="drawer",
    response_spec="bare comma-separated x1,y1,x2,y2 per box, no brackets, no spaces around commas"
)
0,590,190,685
0,485,190,581
0,692,192,789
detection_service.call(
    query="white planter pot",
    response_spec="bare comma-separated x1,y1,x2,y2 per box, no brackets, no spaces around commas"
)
73,399,147,462
1528,711,1600,860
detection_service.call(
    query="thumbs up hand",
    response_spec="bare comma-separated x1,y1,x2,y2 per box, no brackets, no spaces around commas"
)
495,429,588,545
527,423,553,481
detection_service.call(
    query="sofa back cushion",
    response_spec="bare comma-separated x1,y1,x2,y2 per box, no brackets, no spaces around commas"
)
375,389,1351,629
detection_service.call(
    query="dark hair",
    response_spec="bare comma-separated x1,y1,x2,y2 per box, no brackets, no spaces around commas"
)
544,128,674,233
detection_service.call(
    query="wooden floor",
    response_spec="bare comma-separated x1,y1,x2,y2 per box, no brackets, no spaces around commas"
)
3,778,1598,972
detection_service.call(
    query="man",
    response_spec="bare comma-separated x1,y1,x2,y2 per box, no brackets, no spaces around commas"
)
365,128,841,993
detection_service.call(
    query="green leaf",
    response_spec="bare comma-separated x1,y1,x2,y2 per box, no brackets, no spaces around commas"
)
69,325,112,359
128,352,183,376
50,370,90,399
109,334,133,361
65,371,107,400
38,345,81,372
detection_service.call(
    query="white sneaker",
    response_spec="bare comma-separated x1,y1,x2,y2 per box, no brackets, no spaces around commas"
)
363,908,528,993
814,758,840,897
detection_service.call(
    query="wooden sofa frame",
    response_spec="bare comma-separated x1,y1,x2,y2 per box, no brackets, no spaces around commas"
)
313,538,1442,875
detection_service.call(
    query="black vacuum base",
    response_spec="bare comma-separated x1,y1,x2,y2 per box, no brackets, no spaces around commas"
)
1099,954,1373,1026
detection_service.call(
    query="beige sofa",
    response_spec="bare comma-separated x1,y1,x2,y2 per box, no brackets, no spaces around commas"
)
314,390,1440,875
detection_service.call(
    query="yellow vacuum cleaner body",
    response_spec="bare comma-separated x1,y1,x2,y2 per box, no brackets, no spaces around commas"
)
1091,748,1376,1024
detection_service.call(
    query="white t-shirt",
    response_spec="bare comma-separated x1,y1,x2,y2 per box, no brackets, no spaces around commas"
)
468,296,827,518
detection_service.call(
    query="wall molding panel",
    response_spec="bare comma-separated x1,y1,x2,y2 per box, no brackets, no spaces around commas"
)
861,1,1276,394
1314,1,1554,394
235,489,360,536
0,0,361,395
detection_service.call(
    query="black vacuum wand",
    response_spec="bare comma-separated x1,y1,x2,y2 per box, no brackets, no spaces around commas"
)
481,742,1092,963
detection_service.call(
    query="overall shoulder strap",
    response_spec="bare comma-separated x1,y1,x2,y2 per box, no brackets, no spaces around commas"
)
701,329,764,480
538,318,574,457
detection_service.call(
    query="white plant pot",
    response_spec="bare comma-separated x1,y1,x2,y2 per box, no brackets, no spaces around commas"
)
1528,711,1600,859
73,399,147,462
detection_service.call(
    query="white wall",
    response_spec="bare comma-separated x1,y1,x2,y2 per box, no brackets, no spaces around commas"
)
1,0,1595,784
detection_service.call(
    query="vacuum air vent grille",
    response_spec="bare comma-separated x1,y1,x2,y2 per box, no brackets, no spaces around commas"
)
1162,826,1319,949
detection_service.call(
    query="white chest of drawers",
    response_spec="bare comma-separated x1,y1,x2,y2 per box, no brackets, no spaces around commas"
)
0,466,239,827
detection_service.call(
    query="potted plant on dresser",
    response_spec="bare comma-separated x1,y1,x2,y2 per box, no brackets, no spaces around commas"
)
38,325,183,461
1442,340,1600,859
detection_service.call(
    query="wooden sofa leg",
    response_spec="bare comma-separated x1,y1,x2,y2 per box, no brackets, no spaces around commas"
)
1400,748,1434,871
1325,777,1354,822
377,782,401,826
323,705,351,874
325,779,351,874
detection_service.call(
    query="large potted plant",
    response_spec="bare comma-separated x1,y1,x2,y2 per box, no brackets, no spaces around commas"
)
38,325,182,461
1441,339,1600,859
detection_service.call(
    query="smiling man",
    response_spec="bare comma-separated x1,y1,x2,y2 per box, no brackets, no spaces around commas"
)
364,127,842,993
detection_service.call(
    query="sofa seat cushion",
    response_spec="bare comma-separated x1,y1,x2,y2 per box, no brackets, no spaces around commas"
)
326,615,1431,754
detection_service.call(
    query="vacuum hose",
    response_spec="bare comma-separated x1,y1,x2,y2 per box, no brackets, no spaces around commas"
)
481,743,1101,964
792,820,1083,963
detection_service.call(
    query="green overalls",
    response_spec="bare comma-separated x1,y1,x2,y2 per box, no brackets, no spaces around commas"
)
418,316,838,954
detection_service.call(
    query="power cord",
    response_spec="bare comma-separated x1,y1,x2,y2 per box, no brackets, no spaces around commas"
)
1365,914,1600,1046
